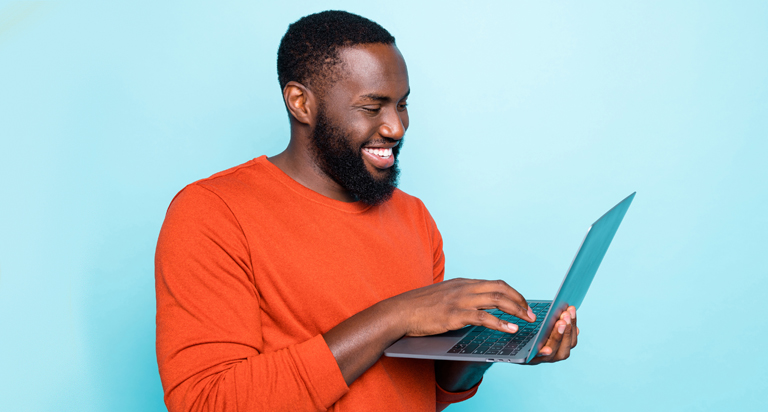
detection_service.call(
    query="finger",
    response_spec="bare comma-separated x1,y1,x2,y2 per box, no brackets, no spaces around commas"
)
444,277,484,286
569,307,578,348
469,292,531,322
549,319,567,353
528,320,565,365
559,306,576,348
530,319,567,363
553,322,572,361
461,309,519,334
473,280,534,322
473,280,527,307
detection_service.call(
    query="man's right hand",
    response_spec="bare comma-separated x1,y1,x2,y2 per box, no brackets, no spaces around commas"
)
390,278,537,337
323,277,536,387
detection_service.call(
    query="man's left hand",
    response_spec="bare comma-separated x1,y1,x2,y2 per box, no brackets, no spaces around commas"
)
528,305,578,365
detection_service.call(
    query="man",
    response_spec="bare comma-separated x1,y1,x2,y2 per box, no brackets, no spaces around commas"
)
155,10,578,412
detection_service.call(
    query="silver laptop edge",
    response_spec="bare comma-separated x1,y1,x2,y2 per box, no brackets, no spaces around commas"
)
384,192,636,364
523,192,635,363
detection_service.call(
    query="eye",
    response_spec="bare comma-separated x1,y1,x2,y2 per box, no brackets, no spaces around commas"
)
397,102,408,111
362,106,381,113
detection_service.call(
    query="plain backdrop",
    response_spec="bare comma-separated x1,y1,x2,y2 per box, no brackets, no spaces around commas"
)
1,1,766,411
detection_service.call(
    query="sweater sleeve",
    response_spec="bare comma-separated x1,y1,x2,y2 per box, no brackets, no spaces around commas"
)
155,184,349,412
435,379,482,411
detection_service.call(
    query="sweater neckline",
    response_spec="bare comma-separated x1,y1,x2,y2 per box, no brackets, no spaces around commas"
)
255,155,373,214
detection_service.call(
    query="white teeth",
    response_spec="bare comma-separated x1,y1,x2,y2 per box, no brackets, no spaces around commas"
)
364,147,393,158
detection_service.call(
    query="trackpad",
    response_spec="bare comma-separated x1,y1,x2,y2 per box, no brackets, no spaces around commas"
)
433,325,473,338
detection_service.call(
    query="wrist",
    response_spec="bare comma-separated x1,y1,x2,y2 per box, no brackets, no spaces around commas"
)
376,295,410,342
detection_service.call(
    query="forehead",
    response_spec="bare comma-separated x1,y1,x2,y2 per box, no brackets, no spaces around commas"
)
327,44,409,101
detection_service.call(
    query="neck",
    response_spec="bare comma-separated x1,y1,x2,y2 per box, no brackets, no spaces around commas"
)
268,140,356,203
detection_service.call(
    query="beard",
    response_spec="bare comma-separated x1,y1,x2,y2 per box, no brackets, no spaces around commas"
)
308,107,402,206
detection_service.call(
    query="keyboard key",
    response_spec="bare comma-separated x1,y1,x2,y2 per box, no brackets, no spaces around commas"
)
472,348,489,354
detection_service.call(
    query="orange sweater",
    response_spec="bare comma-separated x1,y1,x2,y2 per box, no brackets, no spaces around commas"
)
155,156,478,412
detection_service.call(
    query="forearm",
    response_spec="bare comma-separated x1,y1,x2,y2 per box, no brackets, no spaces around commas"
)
434,360,492,392
324,277,537,388
322,297,407,386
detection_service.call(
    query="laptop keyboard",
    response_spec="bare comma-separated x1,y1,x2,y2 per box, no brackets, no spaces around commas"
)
446,302,550,356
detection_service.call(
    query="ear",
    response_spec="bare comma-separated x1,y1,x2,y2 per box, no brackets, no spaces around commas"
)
283,81,316,126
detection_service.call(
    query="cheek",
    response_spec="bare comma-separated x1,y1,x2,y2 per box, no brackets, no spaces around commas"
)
401,111,410,130
336,115,370,146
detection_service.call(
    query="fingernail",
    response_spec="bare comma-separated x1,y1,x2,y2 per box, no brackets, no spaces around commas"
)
527,307,535,321
569,307,576,319
558,324,566,334
564,314,571,325
506,322,518,332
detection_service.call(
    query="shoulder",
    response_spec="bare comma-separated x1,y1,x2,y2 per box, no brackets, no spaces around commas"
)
193,156,268,195
158,160,269,252
167,156,272,210
387,189,444,276
385,188,440,231
388,188,430,213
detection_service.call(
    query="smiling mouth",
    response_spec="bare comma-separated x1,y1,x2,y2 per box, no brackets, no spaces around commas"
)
362,147,393,158
361,144,397,170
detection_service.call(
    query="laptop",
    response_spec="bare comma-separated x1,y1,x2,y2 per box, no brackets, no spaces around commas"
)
384,192,636,364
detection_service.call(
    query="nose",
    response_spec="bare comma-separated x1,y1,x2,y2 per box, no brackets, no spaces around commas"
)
379,108,407,140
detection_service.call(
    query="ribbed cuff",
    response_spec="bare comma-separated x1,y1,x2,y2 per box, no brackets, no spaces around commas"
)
436,377,482,405
290,334,349,410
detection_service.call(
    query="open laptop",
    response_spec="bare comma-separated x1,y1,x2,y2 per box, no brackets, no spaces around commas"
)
384,192,635,364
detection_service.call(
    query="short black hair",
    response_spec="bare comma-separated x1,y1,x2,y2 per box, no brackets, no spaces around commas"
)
277,10,395,92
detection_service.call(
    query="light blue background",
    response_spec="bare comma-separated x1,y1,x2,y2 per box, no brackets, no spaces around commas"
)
1,1,766,411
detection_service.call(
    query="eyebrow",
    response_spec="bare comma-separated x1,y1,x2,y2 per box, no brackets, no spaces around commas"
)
359,88,410,103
